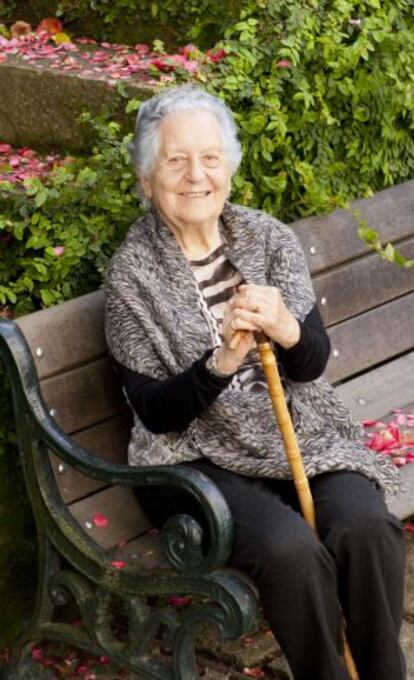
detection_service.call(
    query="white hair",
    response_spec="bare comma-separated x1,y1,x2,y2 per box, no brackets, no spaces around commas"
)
132,85,242,182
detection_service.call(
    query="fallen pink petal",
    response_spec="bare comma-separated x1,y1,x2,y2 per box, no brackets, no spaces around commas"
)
111,560,127,569
243,667,266,678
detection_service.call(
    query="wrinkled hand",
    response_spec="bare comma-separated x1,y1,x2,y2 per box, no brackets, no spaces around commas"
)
214,284,300,375
229,284,300,349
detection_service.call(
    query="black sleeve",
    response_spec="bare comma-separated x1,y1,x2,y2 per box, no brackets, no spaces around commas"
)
277,303,330,382
116,350,233,435
118,304,329,434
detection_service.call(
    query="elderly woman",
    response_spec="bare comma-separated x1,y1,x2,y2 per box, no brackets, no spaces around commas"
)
105,86,406,680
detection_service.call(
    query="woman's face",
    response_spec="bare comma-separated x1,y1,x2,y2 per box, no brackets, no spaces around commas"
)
141,109,232,233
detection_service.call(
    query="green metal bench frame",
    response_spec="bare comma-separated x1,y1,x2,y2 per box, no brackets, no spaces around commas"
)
0,321,257,679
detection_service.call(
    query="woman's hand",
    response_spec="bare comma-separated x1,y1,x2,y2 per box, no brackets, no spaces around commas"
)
229,284,300,349
214,294,260,375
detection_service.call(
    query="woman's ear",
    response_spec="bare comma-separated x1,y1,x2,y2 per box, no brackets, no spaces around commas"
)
140,175,152,199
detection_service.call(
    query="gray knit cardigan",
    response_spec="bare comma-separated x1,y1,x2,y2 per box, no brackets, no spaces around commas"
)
105,202,404,500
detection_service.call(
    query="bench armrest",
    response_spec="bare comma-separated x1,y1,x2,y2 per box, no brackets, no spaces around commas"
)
0,318,234,574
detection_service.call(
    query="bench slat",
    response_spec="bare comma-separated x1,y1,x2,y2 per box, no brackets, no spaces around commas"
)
68,485,151,549
314,238,414,327
335,352,414,421
293,179,414,274
51,412,131,503
17,290,105,380
116,533,169,571
41,357,126,434
325,293,414,384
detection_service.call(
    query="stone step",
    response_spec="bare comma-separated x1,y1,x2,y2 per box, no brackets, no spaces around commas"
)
0,32,207,152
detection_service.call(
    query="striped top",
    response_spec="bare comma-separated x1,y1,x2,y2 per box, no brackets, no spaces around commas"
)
190,243,267,392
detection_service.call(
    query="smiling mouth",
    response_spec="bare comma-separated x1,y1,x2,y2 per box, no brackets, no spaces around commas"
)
180,191,211,197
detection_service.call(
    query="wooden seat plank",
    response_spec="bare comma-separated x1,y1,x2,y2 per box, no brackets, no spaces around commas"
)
292,179,414,274
325,293,414,384
115,533,169,571
314,238,414,327
40,357,126,434
335,352,414,421
51,413,131,504
17,290,105,380
68,485,151,549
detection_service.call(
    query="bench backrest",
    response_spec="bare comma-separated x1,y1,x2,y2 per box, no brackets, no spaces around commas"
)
15,180,414,547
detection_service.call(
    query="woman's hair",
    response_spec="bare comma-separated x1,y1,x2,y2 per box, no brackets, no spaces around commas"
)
132,85,242,179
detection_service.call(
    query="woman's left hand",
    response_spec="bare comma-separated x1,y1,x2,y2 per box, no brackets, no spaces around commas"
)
230,284,301,349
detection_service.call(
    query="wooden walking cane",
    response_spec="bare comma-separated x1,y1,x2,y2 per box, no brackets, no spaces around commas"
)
230,329,360,680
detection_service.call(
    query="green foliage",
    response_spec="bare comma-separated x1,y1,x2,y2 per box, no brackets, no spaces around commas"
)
56,0,243,47
0,117,140,318
201,0,414,220
0,114,142,455
355,211,414,268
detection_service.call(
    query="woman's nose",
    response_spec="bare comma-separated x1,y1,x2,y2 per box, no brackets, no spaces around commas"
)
186,157,205,181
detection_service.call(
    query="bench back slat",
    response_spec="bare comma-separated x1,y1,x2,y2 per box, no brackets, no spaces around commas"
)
16,290,106,380
325,292,414,383
314,238,414,327
41,357,125,434
292,179,414,274
51,413,131,504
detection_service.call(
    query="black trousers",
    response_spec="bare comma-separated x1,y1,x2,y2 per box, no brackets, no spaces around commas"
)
136,461,406,680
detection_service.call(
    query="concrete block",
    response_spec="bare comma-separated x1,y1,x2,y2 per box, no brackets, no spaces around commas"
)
0,58,153,152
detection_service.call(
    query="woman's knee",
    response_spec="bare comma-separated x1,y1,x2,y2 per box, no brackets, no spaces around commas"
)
324,508,404,560
244,527,334,587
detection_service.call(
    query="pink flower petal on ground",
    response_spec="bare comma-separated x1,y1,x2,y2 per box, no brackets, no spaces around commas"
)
0,55,8,63
76,666,89,676
134,43,150,55
111,560,126,569
393,457,407,466
167,595,192,607
367,433,386,451
0,143,12,153
405,522,414,533
243,668,266,678
32,648,43,661
92,512,109,528
362,419,386,428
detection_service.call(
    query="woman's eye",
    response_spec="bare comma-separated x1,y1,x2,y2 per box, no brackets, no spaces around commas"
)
168,157,186,166
204,155,221,166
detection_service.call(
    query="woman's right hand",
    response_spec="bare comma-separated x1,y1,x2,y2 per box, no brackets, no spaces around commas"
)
215,296,259,375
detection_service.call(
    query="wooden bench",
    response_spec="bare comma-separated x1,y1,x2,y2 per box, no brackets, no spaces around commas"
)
0,180,413,679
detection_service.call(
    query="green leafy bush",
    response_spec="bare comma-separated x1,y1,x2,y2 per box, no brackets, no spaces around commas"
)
203,0,414,221
0,115,142,454
54,0,243,47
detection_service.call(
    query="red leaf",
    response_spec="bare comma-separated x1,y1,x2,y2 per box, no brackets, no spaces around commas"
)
37,18,63,35
92,512,109,529
111,560,126,569
243,667,266,678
